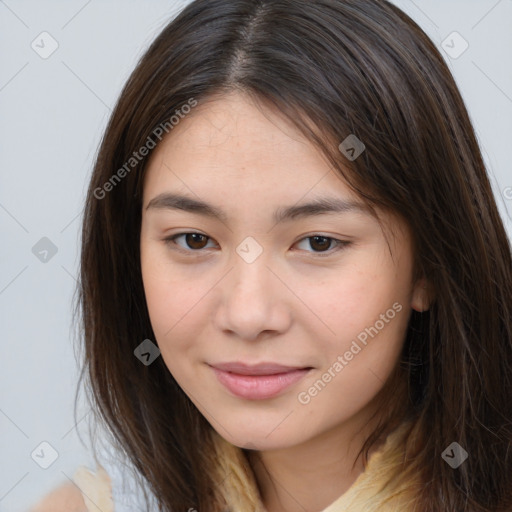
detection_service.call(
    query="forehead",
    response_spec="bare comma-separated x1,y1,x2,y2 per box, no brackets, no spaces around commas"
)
143,92,358,203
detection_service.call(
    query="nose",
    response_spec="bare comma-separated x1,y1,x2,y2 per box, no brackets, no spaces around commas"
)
213,251,292,341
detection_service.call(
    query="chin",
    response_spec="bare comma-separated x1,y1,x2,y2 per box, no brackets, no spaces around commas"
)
212,422,311,452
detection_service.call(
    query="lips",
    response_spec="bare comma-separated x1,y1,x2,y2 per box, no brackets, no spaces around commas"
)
209,361,313,400
210,361,311,375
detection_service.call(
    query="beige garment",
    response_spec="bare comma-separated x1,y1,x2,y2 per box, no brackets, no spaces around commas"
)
72,464,114,512
234,419,419,512
70,420,418,512
313,421,420,512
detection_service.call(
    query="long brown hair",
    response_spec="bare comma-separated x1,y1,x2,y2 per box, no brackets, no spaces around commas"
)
73,0,512,510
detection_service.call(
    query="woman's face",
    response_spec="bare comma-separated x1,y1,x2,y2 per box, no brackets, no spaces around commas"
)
140,92,427,451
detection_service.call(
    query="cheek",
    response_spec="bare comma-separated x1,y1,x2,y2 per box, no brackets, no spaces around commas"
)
140,263,202,383
304,260,398,338
142,274,204,346
140,243,196,342
140,243,223,382
296,296,408,423
299,250,411,378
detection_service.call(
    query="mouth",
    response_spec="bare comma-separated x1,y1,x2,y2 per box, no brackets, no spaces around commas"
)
208,362,313,400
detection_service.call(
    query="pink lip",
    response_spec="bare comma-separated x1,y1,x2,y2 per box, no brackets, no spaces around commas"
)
209,362,312,400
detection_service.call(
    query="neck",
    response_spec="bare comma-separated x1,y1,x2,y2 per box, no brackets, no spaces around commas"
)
247,397,387,512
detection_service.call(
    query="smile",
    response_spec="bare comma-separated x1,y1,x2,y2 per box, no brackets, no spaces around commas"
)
210,366,312,400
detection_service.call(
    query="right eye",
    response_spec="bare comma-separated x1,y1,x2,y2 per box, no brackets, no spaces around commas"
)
163,232,217,253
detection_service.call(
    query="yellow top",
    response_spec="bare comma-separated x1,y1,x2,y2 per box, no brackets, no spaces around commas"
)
69,420,419,512
72,464,114,512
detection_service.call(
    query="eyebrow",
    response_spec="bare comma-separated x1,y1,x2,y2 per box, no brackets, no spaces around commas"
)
145,192,369,224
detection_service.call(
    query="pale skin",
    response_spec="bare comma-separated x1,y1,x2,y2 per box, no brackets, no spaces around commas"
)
139,91,431,512
29,482,87,512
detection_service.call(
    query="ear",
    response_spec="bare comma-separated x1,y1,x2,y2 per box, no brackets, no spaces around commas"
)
411,276,433,312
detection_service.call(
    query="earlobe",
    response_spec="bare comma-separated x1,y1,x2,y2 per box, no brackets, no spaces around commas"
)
411,277,432,312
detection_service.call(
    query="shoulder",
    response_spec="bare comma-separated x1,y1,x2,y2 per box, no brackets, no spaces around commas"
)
29,482,88,512
29,464,114,512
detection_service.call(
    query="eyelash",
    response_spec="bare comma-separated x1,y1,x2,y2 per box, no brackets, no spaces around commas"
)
162,232,350,258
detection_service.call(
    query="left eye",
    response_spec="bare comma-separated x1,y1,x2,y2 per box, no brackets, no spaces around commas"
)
164,232,349,256
295,235,347,254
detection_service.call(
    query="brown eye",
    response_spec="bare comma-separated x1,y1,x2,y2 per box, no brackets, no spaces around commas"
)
184,233,209,249
295,235,350,256
164,232,349,257
308,236,332,252
164,232,215,252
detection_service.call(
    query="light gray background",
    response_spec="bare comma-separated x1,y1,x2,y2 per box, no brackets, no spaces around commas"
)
1,1,511,510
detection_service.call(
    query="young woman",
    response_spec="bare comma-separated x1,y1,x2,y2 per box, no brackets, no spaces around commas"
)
31,0,512,511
